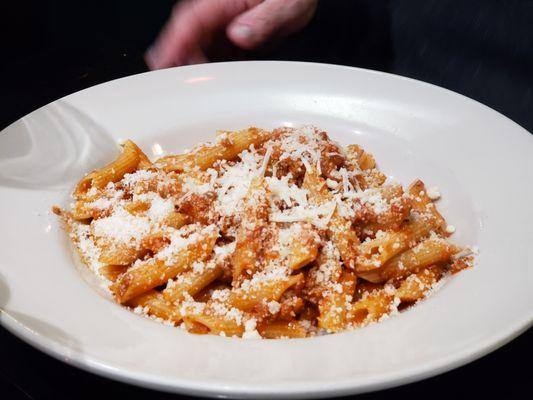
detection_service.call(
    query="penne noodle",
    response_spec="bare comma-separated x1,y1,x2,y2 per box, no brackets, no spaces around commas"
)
346,144,376,170
356,214,440,272
99,265,128,282
348,288,394,325
345,144,387,189
194,282,232,303
71,198,96,220
262,223,319,270
287,236,319,270
258,321,308,339
303,168,360,269
182,312,245,337
232,176,269,282
358,239,457,283
228,273,304,312
156,127,271,172
163,265,223,304
98,241,146,266
111,228,218,303
408,180,447,233
74,140,150,197
124,200,151,215
127,290,181,323
396,265,444,303
318,271,357,332
163,211,190,229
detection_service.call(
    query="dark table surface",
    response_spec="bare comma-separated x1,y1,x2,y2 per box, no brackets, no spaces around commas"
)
1,1,531,398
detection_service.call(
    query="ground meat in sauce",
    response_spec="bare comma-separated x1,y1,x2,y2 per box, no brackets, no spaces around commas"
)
319,142,346,180
91,207,112,219
278,296,305,321
178,192,216,225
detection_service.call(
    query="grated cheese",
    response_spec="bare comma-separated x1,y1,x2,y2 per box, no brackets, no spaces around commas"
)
147,195,175,222
62,124,471,339
445,225,456,234
242,318,261,339
270,201,336,229
214,148,263,217
92,207,150,245
156,224,217,265
73,223,103,274
122,170,157,188
267,301,281,315
426,186,441,200
265,175,308,208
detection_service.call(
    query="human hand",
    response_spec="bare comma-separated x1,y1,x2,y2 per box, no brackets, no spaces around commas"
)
145,0,317,69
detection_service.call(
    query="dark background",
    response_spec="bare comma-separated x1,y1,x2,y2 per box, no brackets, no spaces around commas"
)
1,0,531,398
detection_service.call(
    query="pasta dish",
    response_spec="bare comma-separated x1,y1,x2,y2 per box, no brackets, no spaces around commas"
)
54,126,474,338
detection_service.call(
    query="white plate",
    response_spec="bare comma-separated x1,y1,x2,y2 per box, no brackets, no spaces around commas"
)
0,61,531,399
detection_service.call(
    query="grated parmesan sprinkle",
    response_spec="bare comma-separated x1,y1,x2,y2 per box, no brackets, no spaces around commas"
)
92,207,150,245
62,124,472,339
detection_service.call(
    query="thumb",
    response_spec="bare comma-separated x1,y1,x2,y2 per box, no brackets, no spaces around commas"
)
227,0,317,50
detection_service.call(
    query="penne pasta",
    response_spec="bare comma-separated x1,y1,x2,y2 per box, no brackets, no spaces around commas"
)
348,287,394,325
318,271,357,332
182,314,245,337
127,290,181,323
257,321,308,339
232,176,269,282
303,168,360,269
124,200,151,215
408,180,446,233
111,228,218,303
358,239,457,283
163,265,223,304
356,214,440,272
163,211,190,229
156,127,270,172
71,198,96,220
396,265,444,303
74,140,150,197
58,125,473,338
97,240,146,266
345,144,387,189
181,301,248,337
346,144,376,170
99,265,128,282
228,273,304,312
287,235,319,270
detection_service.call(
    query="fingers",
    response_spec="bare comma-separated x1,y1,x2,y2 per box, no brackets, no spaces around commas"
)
145,0,194,69
146,0,262,69
227,0,317,50
145,0,317,69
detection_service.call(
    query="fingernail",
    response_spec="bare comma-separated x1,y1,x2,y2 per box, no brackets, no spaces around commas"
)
231,24,253,40
145,45,160,69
